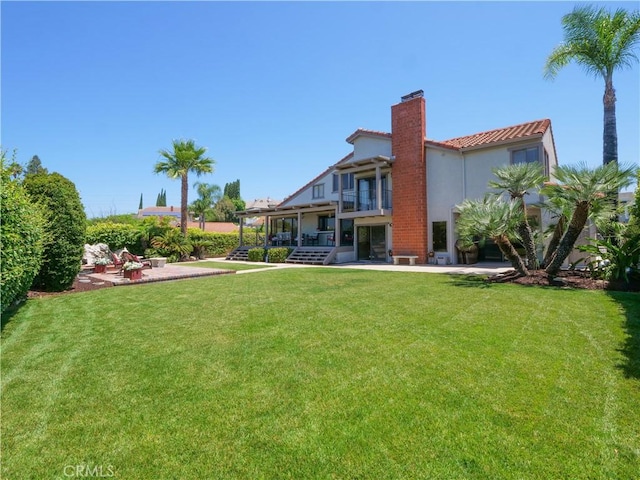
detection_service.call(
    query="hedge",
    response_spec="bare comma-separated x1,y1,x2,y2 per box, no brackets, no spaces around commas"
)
247,248,266,262
0,170,45,311
186,228,264,257
23,172,86,292
86,222,145,253
266,247,291,263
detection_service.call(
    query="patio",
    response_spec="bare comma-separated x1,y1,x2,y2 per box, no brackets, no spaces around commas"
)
83,262,235,287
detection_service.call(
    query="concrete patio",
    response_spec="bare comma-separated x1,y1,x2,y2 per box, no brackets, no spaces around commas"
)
82,263,235,287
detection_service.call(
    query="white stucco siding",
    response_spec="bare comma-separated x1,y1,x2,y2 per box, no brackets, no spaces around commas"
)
280,169,339,207
463,146,509,200
426,148,464,222
542,129,558,179
350,137,392,162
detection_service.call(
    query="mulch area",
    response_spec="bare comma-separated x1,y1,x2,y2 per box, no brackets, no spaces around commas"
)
27,270,114,298
489,269,640,292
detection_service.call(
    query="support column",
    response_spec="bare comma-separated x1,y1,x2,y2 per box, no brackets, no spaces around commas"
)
265,215,270,247
376,166,382,210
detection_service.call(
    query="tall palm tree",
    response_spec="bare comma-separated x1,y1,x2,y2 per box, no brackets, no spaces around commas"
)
489,163,546,270
544,5,640,165
154,139,215,236
456,196,529,277
542,162,635,276
191,182,222,230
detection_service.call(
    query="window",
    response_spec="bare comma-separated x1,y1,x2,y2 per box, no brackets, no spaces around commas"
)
340,219,354,246
332,173,354,192
318,215,335,231
432,221,447,252
312,184,324,199
511,146,539,165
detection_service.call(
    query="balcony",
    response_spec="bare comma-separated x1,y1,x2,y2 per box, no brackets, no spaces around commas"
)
341,190,392,213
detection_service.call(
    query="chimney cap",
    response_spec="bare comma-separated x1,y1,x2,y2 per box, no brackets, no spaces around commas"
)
401,90,424,102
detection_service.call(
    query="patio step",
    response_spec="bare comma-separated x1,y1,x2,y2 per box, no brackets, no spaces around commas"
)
286,247,334,265
226,246,251,261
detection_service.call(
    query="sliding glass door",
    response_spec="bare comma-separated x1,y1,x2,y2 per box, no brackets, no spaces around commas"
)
357,225,387,261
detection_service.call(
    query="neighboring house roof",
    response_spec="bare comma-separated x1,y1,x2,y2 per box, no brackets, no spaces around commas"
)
138,206,181,218
245,198,281,211
437,119,551,150
185,221,238,233
279,152,354,206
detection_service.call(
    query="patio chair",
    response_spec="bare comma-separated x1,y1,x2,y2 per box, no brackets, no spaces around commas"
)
121,251,153,270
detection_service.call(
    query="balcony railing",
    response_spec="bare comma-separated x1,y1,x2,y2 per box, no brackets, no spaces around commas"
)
341,190,392,212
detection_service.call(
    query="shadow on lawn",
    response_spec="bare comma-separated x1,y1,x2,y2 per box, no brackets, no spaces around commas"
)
607,291,640,380
1,301,23,333
447,274,494,288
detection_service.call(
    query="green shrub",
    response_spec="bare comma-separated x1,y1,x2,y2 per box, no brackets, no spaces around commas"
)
23,172,86,291
266,247,291,263
86,222,144,253
186,228,263,256
247,248,266,262
151,228,192,261
0,164,45,311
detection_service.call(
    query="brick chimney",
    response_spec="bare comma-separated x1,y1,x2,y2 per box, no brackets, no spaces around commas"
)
391,91,428,264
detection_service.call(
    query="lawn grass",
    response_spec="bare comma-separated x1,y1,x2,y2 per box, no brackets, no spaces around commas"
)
180,260,276,271
2,268,638,479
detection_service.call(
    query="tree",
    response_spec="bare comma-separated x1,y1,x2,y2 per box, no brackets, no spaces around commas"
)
489,163,546,269
0,152,45,311
544,6,640,165
224,179,241,199
456,196,529,277
154,140,215,236
190,182,221,230
138,193,143,210
23,172,87,291
25,155,48,176
212,196,237,223
542,162,635,277
627,168,640,237
156,188,167,207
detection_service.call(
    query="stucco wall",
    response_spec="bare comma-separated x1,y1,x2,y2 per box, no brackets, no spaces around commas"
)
281,169,338,206
350,136,392,162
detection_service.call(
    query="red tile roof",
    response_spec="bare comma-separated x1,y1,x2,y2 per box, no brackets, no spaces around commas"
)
437,119,551,150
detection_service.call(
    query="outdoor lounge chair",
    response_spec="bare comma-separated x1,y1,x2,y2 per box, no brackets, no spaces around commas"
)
121,251,153,270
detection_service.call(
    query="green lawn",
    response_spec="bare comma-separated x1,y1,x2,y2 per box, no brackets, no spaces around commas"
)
180,260,276,271
2,269,638,479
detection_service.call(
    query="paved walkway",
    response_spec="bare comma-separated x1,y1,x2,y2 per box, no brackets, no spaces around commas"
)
216,258,513,275
80,259,513,289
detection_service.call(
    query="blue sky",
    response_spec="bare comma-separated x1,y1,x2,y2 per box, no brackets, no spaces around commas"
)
2,1,639,218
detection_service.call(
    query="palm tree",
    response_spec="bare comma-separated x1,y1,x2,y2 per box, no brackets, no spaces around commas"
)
154,139,215,236
191,182,222,230
542,162,635,277
456,196,529,277
544,6,640,165
489,163,546,270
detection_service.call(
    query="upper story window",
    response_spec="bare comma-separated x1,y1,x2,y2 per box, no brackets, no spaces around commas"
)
312,184,325,199
332,173,354,192
511,145,550,176
511,146,539,165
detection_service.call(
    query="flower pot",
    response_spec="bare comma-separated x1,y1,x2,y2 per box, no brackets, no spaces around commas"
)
123,268,143,280
93,264,107,273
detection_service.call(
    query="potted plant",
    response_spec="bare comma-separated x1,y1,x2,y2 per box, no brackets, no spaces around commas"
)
122,261,144,280
93,257,112,273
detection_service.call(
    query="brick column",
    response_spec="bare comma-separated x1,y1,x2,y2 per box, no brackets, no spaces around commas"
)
391,94,428,264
